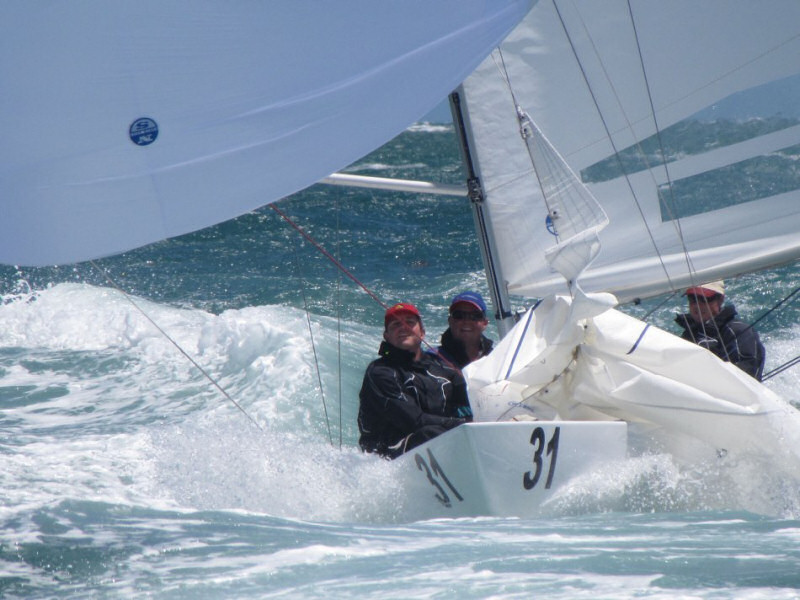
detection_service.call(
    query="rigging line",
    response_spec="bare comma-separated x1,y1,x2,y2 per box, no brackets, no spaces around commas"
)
762,355,800,382
640,290,680,321
87,260,264,432
682,280,800,353
551,0,677,291
335,196,343,449
567,1,688,249
291,241,334,446
271,201,463,373
492,49,558,219
749,284,800,331
713,282,800,355
624,0,696,282
493,48,521,115
270,203,388,310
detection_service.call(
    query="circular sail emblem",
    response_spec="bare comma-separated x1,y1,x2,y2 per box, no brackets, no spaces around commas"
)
545,214,558,236
129,117,159,146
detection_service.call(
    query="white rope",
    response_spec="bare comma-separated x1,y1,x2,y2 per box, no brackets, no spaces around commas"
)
89,260,263,432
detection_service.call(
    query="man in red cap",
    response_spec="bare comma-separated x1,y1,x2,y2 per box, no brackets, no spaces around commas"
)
675,280,765,380
358,302,472,458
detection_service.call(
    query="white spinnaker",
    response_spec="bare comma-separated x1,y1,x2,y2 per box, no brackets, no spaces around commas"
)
0,0,533,267
460,0,800,302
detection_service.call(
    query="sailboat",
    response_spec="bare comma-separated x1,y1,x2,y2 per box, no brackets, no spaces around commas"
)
3,1,800,520
393,1,800,518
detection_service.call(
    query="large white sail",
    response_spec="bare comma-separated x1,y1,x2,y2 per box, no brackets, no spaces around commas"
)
0,0,533,267
460,0,800,302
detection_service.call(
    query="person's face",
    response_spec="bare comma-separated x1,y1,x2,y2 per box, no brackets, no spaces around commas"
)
448,301,488,345
384,313,425,353
688,294,722,323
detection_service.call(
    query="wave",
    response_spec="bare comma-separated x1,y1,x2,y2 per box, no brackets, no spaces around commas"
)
408,122,454,133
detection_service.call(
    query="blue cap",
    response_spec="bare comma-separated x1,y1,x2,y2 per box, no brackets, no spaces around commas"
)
449,291,487,314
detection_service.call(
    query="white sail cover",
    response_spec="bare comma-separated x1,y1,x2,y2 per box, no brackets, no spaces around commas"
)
460,0,800,302
0,0,533,267
465,294,800,466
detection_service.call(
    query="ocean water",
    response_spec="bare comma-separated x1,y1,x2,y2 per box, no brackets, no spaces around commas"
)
1,125,800,598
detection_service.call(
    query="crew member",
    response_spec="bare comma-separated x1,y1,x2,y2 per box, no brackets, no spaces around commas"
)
358,302,472,458
675,280,765,380
435,291,493,369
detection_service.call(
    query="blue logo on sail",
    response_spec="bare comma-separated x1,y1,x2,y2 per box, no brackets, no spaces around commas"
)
545,214,558,236
129,118,159,146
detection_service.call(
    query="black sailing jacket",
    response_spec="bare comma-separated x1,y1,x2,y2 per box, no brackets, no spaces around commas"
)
434,327,494,370
675,303,766,381
358,341,472,457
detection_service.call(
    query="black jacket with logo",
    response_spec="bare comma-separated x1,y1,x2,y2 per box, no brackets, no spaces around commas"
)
358,341,472,458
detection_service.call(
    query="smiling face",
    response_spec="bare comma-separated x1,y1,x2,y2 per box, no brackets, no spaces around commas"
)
384,312,425,358
448,301,488,347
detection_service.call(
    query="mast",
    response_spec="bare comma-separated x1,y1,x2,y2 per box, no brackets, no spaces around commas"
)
449,88,516,337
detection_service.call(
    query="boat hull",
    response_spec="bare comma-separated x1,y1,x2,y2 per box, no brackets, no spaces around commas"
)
397,420,627,519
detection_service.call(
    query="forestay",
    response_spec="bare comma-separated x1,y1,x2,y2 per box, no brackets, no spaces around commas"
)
459,0,800,302
0,0,533,267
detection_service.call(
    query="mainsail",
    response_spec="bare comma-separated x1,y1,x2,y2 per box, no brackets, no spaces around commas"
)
459,0,800,303
0,0,532,267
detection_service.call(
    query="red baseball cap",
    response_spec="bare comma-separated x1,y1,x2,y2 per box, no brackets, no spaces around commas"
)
384,303,421,326
685,280,725,298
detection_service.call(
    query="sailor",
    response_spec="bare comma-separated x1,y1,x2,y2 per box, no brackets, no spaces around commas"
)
358,302,472,459
434,291,494,369
675,280,766,380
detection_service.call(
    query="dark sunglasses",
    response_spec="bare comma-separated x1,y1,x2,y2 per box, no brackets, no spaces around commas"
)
450,310,485,321
687,294,721,303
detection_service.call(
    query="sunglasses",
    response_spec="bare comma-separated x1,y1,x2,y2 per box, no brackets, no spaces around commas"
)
687,294,721,303
450,310,485,321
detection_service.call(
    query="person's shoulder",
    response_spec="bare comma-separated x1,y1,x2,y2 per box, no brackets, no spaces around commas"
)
719,304,762,337
361,358,407,394
727,317,761,339
420,350,462,377
363,355,398,378
427,346,452,363
718,303,744,326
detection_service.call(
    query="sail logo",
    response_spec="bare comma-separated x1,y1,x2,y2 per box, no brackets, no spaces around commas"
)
129,118,159,146
545,214,558,236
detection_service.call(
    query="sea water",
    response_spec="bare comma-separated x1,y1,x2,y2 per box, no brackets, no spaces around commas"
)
1,125,799,598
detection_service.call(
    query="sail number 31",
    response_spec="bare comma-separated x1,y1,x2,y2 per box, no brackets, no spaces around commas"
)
523,426,560,490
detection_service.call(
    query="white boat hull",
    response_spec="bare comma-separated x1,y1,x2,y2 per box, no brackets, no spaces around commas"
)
397,420,627,519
